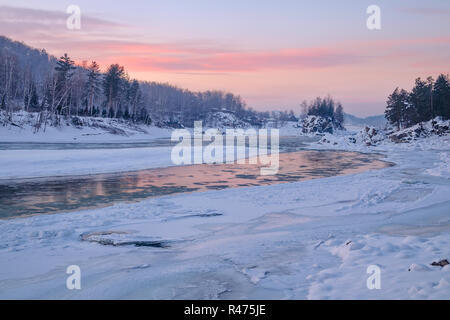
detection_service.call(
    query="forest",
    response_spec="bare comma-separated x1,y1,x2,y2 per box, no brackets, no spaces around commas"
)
0,36,298,129
385,74,450,129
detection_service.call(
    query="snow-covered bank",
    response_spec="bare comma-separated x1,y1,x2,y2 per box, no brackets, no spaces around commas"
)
0,111,300,144
0,118,304,180
0,111,174,180
0,131,448,299
0,111,172,143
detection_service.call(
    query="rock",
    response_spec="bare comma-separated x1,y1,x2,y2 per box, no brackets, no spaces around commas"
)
431,120,450,136
70,116,83,127
357,126,385,146
301,115,336,134
389,126,428,143
205,111,252,129
388,118,450,143
431,259,449,268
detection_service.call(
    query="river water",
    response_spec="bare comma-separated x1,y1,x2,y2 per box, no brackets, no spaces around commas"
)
0,137,392,218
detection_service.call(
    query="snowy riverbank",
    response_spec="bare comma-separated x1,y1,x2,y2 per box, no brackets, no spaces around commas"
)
0,128,448,299
0,111,173,143
0,117,301,180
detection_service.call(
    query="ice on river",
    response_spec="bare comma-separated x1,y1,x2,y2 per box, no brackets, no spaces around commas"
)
0,132,449,299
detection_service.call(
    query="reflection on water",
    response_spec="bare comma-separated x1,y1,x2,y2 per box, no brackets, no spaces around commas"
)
0,150,392,219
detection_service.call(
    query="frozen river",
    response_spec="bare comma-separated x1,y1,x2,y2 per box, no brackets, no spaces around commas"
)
0,149,391,218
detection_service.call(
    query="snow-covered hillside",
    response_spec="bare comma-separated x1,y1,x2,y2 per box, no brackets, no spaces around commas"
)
344,113,387,129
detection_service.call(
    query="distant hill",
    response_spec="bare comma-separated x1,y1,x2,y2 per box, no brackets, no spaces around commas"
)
0,36,56,84
344,113,386,128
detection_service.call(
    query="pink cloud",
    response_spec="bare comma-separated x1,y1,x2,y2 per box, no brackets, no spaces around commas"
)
1,5,449,76
93,47,363,73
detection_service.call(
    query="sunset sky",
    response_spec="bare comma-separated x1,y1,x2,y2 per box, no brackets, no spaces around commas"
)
1,0,449,116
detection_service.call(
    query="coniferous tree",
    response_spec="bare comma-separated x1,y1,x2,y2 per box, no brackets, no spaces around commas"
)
433,74,450,120
103,64,125,117
409,77,433,124
55,53,76,77
385,88,408,130
54,53,76,114
85,61,101,116
385,74,450,129
334,103,344,129
127,80,142,122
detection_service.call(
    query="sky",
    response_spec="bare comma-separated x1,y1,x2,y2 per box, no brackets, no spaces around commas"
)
0,0,449,116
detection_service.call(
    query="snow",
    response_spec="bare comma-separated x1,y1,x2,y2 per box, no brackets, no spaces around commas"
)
426,152,450,178
205,111,251,129
0,112,174,179
277,121,303,136
300,115,337,134
0,147,175,179
0,111,172,143
0,112,286,179
0,118,449,299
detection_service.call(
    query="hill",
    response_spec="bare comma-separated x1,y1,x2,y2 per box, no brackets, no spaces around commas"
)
344,113,387,128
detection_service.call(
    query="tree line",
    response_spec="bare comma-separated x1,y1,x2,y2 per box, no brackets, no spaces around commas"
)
300,95,345,129
2,36,298,129
385,74,450,129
